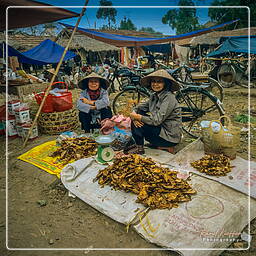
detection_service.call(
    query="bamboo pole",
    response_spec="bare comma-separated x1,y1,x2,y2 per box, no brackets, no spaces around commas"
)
23,0,89,147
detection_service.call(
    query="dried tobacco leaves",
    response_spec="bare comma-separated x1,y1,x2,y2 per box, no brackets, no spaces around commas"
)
191,154,232,176
94,154,196,209
50,137,97,164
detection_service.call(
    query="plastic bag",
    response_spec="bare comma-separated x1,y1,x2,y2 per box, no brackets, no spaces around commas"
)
111,127,132,151
51,82,73,112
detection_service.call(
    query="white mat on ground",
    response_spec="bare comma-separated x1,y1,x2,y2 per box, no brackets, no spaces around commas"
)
134,174,256,256
60,143,256,255
162,139,256,199
61,158,145,224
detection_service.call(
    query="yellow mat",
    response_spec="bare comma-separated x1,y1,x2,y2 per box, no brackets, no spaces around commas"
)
18,140,69,178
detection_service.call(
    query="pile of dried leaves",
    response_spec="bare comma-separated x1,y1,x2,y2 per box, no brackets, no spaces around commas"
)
50,137,97,164
94,154,196,209
191,154,232,176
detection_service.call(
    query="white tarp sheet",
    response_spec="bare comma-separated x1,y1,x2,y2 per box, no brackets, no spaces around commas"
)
61,158,146,224
60,140,256,255
160,139,256,199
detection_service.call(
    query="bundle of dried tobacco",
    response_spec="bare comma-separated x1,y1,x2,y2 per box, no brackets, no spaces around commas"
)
191,154,232,176
50,137,97,164
94,154,196,209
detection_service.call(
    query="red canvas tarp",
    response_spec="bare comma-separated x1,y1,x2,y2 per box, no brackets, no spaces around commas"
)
1,0,79,31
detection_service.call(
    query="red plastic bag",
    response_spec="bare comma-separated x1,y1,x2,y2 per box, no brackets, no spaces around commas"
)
51,82,73,112
34,92,54,113
34,82,69,113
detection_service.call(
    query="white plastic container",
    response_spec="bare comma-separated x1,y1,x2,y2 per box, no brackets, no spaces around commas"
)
8,100,20,115
16,123,24,137
22,123,38,140
14,107,30,124
3,115,18,137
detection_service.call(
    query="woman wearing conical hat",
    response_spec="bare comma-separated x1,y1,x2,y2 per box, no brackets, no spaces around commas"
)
125,69,182,154
77,72,112,133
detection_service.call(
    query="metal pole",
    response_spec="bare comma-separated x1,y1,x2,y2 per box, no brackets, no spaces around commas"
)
23,0,89,147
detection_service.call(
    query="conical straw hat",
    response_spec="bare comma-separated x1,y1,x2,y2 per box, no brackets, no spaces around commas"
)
78,72,109,90
141,69,180,91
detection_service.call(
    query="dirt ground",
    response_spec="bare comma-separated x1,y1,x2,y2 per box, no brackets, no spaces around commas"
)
0,86,256,256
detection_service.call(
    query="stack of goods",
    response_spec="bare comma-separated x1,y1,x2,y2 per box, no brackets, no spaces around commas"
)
94,154,196,209
1,100,21,137
49,137,97,164
191,154,232,176
13,103,38,140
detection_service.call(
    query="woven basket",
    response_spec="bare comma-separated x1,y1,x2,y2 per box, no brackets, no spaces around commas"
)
38,108,79,134
202,116,240,159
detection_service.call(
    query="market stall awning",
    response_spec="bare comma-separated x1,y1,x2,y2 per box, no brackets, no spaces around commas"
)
142,43,171,53
207,36,256,57
1,0,79,31
60,19,239,47
1,39,77,65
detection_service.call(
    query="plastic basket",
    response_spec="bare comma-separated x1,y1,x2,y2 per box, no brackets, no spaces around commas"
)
34,82,70,113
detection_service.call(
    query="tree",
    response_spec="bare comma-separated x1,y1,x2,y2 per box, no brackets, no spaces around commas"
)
119,17,136,30
139,27,163,37
96,0,117,29
162,0,199,34
208,0,256,28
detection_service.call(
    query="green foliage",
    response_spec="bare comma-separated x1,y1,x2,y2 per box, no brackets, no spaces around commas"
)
162,0,199,34
96,0,117,29
119,17,137,30
139,27,163,37
208,0,256,28
234,114,256,123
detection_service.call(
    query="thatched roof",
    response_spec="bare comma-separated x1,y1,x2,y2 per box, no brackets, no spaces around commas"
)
56,33,120,52
175,27,256,47
0,33,54,51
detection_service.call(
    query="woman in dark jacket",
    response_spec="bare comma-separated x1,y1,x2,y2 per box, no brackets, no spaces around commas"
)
126,69,182,154
77,72,112,133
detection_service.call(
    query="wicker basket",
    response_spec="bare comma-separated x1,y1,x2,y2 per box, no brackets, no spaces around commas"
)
38,108,79,134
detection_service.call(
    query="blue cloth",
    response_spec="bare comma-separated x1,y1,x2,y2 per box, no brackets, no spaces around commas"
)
60,19,239,47
1,39,76,65
207,36,256,57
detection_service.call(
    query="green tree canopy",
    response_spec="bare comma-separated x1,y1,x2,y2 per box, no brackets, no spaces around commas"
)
139,27,163,37
96,0,117,29
162,0,199,34
208,0,255,28
119,17,137,30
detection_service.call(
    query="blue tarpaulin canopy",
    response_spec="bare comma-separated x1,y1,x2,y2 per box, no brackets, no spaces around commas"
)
207,36,256,57
142,43,171,53
1,39,77,65
60,19,239,47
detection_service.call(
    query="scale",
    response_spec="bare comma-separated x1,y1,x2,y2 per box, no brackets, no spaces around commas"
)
95,135,115,163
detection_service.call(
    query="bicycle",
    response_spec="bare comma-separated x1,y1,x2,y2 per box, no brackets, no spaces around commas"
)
112,79,225,138
217,58,253,88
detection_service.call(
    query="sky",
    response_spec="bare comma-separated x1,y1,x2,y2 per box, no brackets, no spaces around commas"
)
35,0,219,35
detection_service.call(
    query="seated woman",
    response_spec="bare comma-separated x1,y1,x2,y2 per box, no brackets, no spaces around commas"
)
77,72,112,133
126,69,182,154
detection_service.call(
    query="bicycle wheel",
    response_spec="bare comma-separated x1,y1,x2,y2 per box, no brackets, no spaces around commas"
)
176,88,224,138
217,63,236,88
207,77,224,102
112,88,150,115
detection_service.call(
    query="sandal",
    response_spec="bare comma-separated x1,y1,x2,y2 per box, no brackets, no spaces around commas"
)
124,145,145,155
